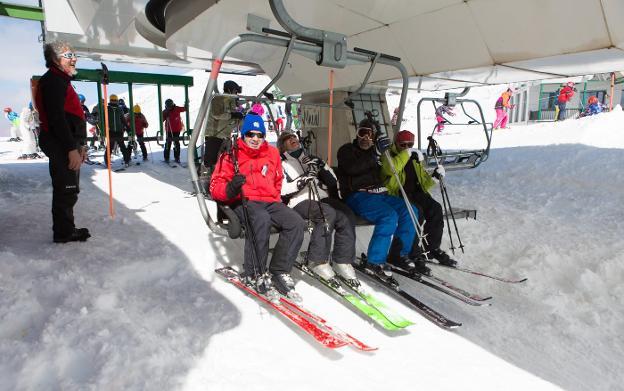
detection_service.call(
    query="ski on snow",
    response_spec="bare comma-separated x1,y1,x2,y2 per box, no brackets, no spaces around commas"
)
113,162,140,172
358,254,491,305
423,261,528,284
389,265,491,306
294,262,413,331
352,262,461,329
215,267,375,351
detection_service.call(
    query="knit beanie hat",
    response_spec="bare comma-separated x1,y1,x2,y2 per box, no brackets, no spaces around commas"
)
395,130,415,143
241,114,266,137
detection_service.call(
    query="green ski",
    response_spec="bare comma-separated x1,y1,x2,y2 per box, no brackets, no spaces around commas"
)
295,263,413,331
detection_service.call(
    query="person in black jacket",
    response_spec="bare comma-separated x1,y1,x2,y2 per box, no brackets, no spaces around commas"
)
35,41,90,243
104,94,131,167
336,119,419,279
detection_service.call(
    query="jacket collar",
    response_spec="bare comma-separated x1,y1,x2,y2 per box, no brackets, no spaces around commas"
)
49,65,72,81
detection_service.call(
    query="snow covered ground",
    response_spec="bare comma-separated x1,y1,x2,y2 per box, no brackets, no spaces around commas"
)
1,87,623,390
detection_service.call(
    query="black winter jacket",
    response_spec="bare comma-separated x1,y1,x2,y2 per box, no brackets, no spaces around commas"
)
336,139,384,199
35,66,86,152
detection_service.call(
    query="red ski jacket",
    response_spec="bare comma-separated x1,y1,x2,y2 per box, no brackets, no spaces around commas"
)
558,86,575,103
210,138,283,203
162,106,186,133
126,113,149,136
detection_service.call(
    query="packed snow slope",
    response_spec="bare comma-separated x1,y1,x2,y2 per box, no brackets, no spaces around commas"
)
1,92,623,390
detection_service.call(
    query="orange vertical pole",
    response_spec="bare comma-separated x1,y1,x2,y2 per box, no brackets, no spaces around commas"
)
102,84,115,218
609,72,615,111
327,70,334,166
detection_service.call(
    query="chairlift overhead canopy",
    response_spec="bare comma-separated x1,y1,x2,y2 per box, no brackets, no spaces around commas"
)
43,0,624,93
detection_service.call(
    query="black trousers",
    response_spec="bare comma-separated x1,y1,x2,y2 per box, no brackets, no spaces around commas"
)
388,192,444,261
39,136,80,238
293,199,355,265
105,136,131,165
233,201,305,276
137,135,148,159
164,132,181,162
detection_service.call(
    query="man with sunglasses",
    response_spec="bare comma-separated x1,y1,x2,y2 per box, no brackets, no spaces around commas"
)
35,41,90,243
336,119,419,279
381,130,456,273
210,114,305,300
278,131,360,287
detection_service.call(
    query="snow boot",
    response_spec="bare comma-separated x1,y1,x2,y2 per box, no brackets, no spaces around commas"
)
272,273,302,302
430,248,457,267
53,228,91,243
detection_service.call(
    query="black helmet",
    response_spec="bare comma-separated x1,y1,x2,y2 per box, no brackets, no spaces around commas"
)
223,80,242,94
165,99,174,108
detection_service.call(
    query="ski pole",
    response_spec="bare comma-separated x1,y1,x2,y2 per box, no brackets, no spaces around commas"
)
427,137,465,254
231,132,265,290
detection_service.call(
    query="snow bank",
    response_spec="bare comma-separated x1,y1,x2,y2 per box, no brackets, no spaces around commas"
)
1,86,623,390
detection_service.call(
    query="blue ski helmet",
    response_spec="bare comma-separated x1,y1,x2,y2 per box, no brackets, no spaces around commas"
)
78,94,86,103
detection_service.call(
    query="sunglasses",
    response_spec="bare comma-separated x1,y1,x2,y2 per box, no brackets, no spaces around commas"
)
60,51,77,59
357,127,373,139
245,131,265,139
399,142,414,148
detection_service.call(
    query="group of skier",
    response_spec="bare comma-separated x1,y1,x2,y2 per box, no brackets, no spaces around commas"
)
3,104,42,159
209,80,457,300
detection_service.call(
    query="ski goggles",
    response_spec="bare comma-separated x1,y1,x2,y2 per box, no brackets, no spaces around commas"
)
357,127,374,139
60,51,77,60
245,131,265,139
399,142,414,148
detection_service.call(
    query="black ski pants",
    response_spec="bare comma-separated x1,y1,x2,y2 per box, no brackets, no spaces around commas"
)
164,132,181,162
233,201,305,276
39,137,80,238
388,192,444,261
293,198,355,265
137,135,148,160
105,136,131,165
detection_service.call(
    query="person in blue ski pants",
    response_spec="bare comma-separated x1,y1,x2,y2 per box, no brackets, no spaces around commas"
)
336,118,419,278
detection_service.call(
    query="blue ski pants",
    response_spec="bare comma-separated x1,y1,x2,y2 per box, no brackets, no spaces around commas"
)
345,192,419,264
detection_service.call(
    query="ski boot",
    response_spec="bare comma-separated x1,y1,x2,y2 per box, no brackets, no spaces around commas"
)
390,256,431,277
430,248,457,267
272,273,302,303
242,273,280,304
366,262,393,280
311,262,342,289
333,263,362,291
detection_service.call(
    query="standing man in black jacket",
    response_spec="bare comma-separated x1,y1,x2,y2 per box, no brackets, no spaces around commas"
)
35,41,90,243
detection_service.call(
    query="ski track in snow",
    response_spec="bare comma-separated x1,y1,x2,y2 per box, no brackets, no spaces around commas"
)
1,78,623,391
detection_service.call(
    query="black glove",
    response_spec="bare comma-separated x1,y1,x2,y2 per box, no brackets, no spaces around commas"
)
376,135,391,153
411,150,424,162
225,174,246,199
296,173,315,190
230,111,244,120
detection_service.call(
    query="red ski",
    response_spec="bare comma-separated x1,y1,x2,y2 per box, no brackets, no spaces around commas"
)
216,267,347,349
280,298,377,352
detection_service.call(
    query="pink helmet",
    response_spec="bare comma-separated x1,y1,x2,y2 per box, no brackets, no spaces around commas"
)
566,81,575,87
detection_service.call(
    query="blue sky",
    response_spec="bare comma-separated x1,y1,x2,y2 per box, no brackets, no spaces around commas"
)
0,1,188,136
